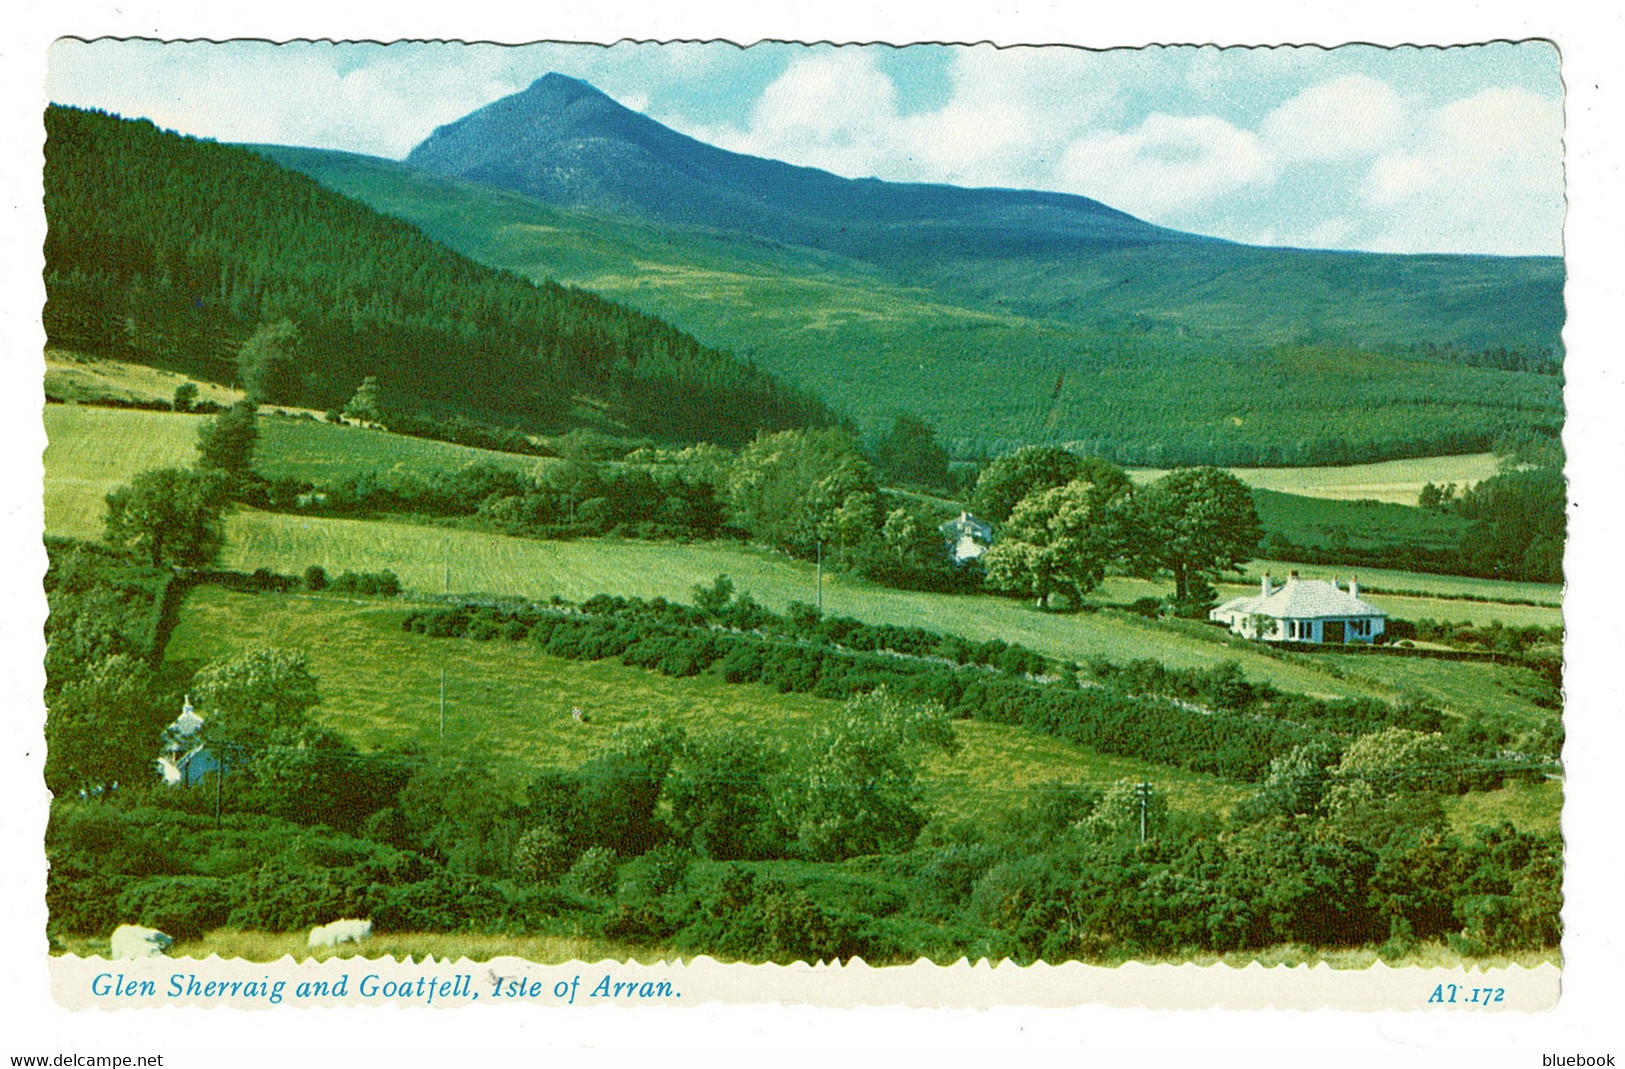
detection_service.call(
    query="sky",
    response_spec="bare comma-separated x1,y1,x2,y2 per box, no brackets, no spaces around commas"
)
46,38,1563,256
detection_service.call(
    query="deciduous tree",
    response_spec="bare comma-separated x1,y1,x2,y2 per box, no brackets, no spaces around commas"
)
195,400,258,476
102,467,228,568
44,654,168,796
191,647,320,766
981,479,1108,609
791,688,958,860
1126,467,1262,600
237,319,303,405
726,428,879,558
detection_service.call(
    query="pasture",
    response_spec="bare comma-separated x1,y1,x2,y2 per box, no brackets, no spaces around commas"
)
253,416,554,484
43,405,210,538
217,510,1387,701
219,511,1561,720
44,403,1559,721
161,586,1249,823
45,350,243,409
1238,560,1562,608
1128,453,1503,505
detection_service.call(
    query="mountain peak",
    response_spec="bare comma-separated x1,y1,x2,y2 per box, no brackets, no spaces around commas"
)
405,74,1196,261
514,72,622,111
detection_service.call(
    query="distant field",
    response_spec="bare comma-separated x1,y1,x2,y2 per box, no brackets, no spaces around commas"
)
42,404,550,539
254,416,555,483
1129,453,1503,504
43,406,209,537
1249,489,1469,554
45,350,242,409
1239,560,1562,607
161,586,1248,822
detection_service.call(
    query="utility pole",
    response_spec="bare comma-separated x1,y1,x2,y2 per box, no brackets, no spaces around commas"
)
1135,781,1153,844
816,541,823,615
442,538,450,595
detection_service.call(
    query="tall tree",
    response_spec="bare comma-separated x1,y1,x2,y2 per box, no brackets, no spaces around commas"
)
102,468,228,568
872,414,950,491
195,400,259,476
981,479,1109,609
1126,467,1262,600
191,647,321,767
726,428,879,558
236,319,304,405
971,445,1083,524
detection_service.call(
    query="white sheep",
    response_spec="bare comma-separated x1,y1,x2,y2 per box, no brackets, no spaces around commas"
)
110,924,173,959
307,918,372,949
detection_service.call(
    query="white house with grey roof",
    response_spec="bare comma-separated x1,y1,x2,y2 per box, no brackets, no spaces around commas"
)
155,695,220,787
939,511,993,566
1210,572,1386,644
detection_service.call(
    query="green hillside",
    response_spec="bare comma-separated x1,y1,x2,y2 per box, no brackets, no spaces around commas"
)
43,106,837,447
259,144,1563,466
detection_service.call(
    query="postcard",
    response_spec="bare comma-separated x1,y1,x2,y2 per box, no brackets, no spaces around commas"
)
5,3,1621,1064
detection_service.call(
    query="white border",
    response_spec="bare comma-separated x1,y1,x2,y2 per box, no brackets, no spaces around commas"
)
4,2,1619,1063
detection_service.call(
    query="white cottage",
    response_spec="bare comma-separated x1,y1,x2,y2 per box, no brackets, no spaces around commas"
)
939,511,993,565
1210,573,1386,644
155,695,220,787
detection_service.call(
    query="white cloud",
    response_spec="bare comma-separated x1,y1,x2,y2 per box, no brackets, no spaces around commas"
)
671,51,898,178
663,45,1118,190
1362,87,1564,255
892,47,1117,188
47,41,528,158
1058,113,1272,216
1261,74,1406,163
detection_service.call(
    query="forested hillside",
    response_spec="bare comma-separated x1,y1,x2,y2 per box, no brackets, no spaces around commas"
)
263,140,1565,466
42,106,839,446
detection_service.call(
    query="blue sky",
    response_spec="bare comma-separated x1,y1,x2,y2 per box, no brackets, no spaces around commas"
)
46,38,1564,256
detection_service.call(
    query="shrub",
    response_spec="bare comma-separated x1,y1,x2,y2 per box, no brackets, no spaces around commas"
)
512,825,576,885
564,846,619,899
115,875,237,941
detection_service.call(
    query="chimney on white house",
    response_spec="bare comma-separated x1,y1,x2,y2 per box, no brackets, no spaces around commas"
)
1350,575,1359,599
1261,573,1272,596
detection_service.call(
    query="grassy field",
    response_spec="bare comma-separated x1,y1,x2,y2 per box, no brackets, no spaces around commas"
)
218,510,1389,701
1240,560,1562,607
43,406,211,537
42,404,548,538
1250,488,1469,552
161,587,1249,823
216,512,1557,723
45,349,243,408
253,416,554,484
1129,453,1504,505
1443,777,1563,837
46,404,1559,719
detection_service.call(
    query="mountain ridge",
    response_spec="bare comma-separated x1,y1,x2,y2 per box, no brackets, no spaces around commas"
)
405,73,1214,264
